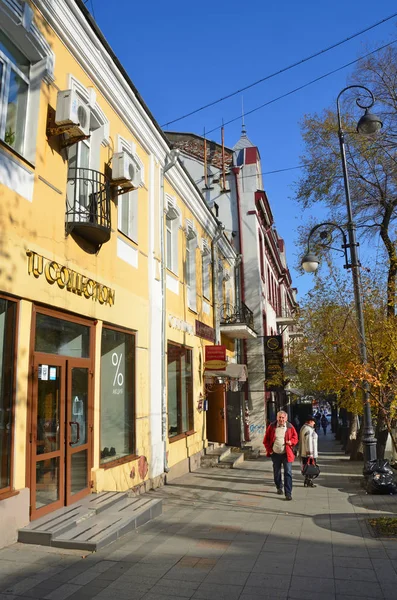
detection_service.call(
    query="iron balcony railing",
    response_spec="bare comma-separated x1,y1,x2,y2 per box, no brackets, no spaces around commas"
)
66,167,111,247
220,302,255,330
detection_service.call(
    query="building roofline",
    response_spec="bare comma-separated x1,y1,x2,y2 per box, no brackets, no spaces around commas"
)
74,0,168,147
166,131,234,154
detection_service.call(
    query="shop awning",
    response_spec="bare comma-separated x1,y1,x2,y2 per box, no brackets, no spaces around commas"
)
204,363,248,381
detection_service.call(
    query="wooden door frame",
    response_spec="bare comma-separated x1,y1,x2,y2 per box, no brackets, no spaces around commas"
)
30,354,66,520
65,358,93,506
26,304,96,520
206,383,227,443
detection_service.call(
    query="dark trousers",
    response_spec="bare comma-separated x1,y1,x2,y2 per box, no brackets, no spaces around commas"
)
271,452,292,496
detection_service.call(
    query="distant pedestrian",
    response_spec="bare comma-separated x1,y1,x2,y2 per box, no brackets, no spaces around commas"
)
315,413,321,433
264,410,298,501
321,414,328,435
299,415,318,488
293,415,301,433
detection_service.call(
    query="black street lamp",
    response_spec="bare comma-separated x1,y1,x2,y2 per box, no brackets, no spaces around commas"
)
301,85,382,463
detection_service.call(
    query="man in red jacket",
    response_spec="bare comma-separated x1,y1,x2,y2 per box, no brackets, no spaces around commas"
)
263,410,298,500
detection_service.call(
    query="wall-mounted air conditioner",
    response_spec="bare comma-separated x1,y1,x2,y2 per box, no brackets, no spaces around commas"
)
55,89,91,137
112,151,142,189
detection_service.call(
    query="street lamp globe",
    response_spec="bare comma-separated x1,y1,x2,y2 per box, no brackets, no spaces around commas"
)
356,109,383,135
301,252,320,273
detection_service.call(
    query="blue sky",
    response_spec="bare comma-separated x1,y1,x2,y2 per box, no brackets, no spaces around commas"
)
87,0,397,299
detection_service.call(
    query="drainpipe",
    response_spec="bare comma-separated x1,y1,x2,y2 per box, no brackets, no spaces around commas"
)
160,149,180,474
211,224,225,345
234,254,243,363
233,166,250,442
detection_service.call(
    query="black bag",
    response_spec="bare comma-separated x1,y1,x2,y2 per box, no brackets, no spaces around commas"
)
302,457,320,479
363,459,394,476
366,472,397,495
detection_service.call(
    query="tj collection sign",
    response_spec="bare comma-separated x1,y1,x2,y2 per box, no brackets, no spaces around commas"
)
26,250,115,307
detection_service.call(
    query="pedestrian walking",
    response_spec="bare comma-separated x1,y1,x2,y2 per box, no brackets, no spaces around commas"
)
293,414,301,433
263,410,298,501
321,414,328,435
299,415,318,488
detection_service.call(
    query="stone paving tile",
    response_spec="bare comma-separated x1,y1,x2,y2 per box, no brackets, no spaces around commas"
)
149,579,199,598
245,573,291,591
381,582,397,600
333,556,372,569
192,582,244,600
289,575,335,594
371,557,397,581
260,543,297,556
202,570,249,586
334,579,384,598
162,566,209,583
240,591,288,600
252,555,295,576
44,583,83,600
333,566,378,581
287,591,336,600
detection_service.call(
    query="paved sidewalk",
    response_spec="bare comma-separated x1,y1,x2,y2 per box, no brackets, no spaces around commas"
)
1,435,397,600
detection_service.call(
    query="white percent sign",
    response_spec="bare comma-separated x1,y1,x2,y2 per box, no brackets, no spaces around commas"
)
112,352,124,387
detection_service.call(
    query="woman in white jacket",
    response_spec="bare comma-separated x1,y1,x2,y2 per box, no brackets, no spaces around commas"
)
299,415,318,487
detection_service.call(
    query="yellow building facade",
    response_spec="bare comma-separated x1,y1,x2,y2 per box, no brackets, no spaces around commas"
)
0,0,238,546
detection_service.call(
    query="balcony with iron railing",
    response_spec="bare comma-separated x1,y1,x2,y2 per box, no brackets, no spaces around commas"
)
65,168,111,250
220,302,257,339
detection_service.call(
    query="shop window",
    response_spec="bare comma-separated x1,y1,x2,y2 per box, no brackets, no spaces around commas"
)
100,327,135,465
167,343,193,439
0,296,17,493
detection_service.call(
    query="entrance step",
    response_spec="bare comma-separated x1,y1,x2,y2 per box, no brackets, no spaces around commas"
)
18,492,162,552
201,445,231,467
217,451,245,469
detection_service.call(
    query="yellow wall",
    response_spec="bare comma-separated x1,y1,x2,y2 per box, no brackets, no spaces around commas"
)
1,5,154,494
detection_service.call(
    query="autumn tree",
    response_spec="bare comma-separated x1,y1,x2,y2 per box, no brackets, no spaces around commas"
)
296,45,397,317
290,261,397,459
295,45,397,455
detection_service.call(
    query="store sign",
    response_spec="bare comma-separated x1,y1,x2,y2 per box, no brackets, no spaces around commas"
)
168,315,194,335
204,345,227,370
264,335,284,391
195,320,215,342
26,250,115,306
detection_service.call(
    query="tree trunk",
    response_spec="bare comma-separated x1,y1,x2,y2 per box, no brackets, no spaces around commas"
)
349,417,364,461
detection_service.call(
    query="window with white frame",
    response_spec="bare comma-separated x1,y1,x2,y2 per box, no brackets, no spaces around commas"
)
118,187,138,242
0,3,54,164
0,31,29,155
117,137,142,243
202,250,211,300
165,195,180,275
186,233,197,312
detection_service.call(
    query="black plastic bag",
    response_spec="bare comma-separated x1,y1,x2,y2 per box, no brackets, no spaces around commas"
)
366,472,397,494
363,458,394,476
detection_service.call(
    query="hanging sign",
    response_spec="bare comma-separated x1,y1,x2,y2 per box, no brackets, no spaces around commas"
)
204,345,227,370
264,335,284,391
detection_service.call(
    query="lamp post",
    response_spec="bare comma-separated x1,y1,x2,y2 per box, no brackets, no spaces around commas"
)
301,85,382,463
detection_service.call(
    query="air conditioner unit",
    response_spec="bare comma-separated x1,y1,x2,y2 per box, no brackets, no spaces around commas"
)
112,151,142,189
55,89,90,137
